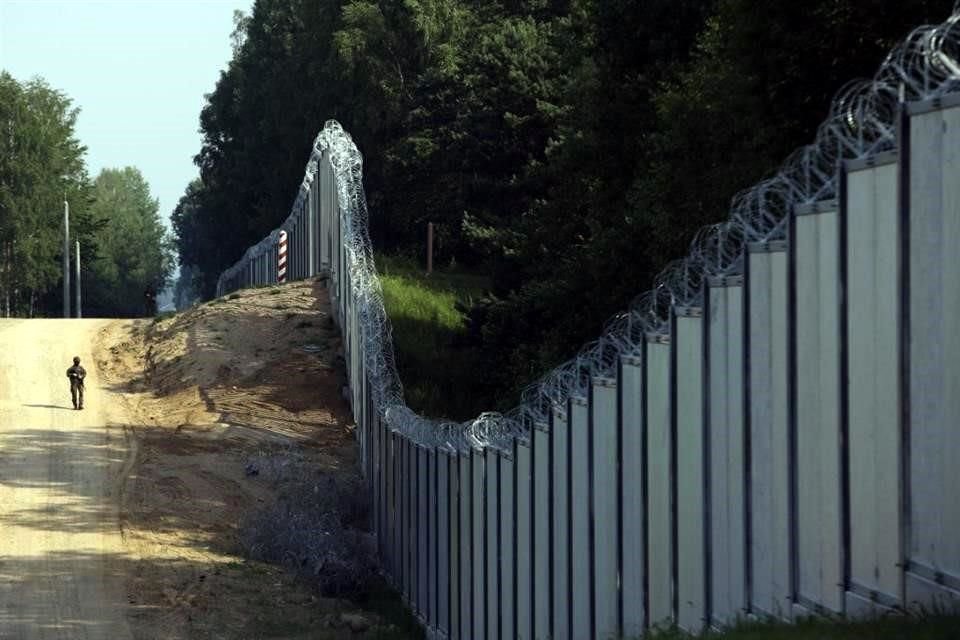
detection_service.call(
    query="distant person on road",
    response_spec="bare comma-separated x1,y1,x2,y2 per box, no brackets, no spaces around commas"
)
66,356,86,410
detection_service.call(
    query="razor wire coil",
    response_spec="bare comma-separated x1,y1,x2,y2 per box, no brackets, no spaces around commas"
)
216,9,960,454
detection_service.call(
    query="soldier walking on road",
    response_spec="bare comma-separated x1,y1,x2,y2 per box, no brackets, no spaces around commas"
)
67,356,86,410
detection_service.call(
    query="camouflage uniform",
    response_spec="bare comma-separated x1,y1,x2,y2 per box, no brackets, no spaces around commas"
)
67,361,86,410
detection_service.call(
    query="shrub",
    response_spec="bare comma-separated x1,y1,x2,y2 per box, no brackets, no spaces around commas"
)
239,448,376,599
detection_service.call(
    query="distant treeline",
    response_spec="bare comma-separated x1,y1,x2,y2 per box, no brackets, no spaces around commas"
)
0,72,172,318
175,0,956,403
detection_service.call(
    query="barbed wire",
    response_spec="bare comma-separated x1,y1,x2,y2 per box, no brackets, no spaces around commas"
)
216,8,960,453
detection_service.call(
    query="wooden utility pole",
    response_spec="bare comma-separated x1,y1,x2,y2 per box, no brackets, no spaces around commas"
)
75,240,81,319
63,200,70,318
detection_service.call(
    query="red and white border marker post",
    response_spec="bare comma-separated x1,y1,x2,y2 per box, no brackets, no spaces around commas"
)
278,230,288,283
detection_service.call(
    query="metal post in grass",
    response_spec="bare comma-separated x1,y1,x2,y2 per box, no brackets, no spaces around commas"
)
427,222,434,275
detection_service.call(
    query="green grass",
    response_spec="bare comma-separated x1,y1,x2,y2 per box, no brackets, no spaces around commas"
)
376,254,490,420
360,579,426,639
640,613,960,640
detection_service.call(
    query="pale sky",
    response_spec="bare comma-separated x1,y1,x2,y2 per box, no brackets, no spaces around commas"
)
0,0,253,231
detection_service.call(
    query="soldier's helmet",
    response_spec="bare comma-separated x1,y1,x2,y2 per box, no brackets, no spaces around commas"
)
73,356,80,364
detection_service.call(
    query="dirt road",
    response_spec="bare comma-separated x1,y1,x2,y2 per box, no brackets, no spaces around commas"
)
0,319,133,640
0,285,415,639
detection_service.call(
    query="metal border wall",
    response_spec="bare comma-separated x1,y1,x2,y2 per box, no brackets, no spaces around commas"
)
211,10,960,638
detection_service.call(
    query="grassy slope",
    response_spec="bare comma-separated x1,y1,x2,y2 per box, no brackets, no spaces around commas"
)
376,255,491,421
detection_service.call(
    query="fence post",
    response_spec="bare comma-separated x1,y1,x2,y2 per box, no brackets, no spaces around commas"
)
278,231,288,283
308,165,317,276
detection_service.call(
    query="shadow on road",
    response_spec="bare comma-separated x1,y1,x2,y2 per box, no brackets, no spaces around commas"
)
0,551,130,638
0,427,129,534
0,423,366,639
21,404,75,411
0,551,333,640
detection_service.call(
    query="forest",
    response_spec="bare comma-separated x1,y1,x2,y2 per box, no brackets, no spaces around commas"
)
0,72,173,318
172,0,956,407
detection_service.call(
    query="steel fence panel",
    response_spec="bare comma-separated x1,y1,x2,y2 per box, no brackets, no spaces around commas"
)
707,280,747,625
515,439,533,640
450,453,461,638
427,449,438,629
845,156,902,611
458,454,472,639
592,377,619,639
646,338,674,627
390,432,399,580
532,425,550,640
402,438,411,599
438,451,451,635
906,101,960,605
551,403,571,640
472,449,486,640
419,446,430,615
676,311,707,632
486,449,500,640
500,450,516,640
794,202,843,614
620,355,646,636
570,396,591,639
747,245,792,618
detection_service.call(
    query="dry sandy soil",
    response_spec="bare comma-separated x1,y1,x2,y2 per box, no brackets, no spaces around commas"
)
0,317,133,640
0,278,413,639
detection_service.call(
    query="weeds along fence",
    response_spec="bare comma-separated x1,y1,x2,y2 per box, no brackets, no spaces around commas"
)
215,9,960,639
